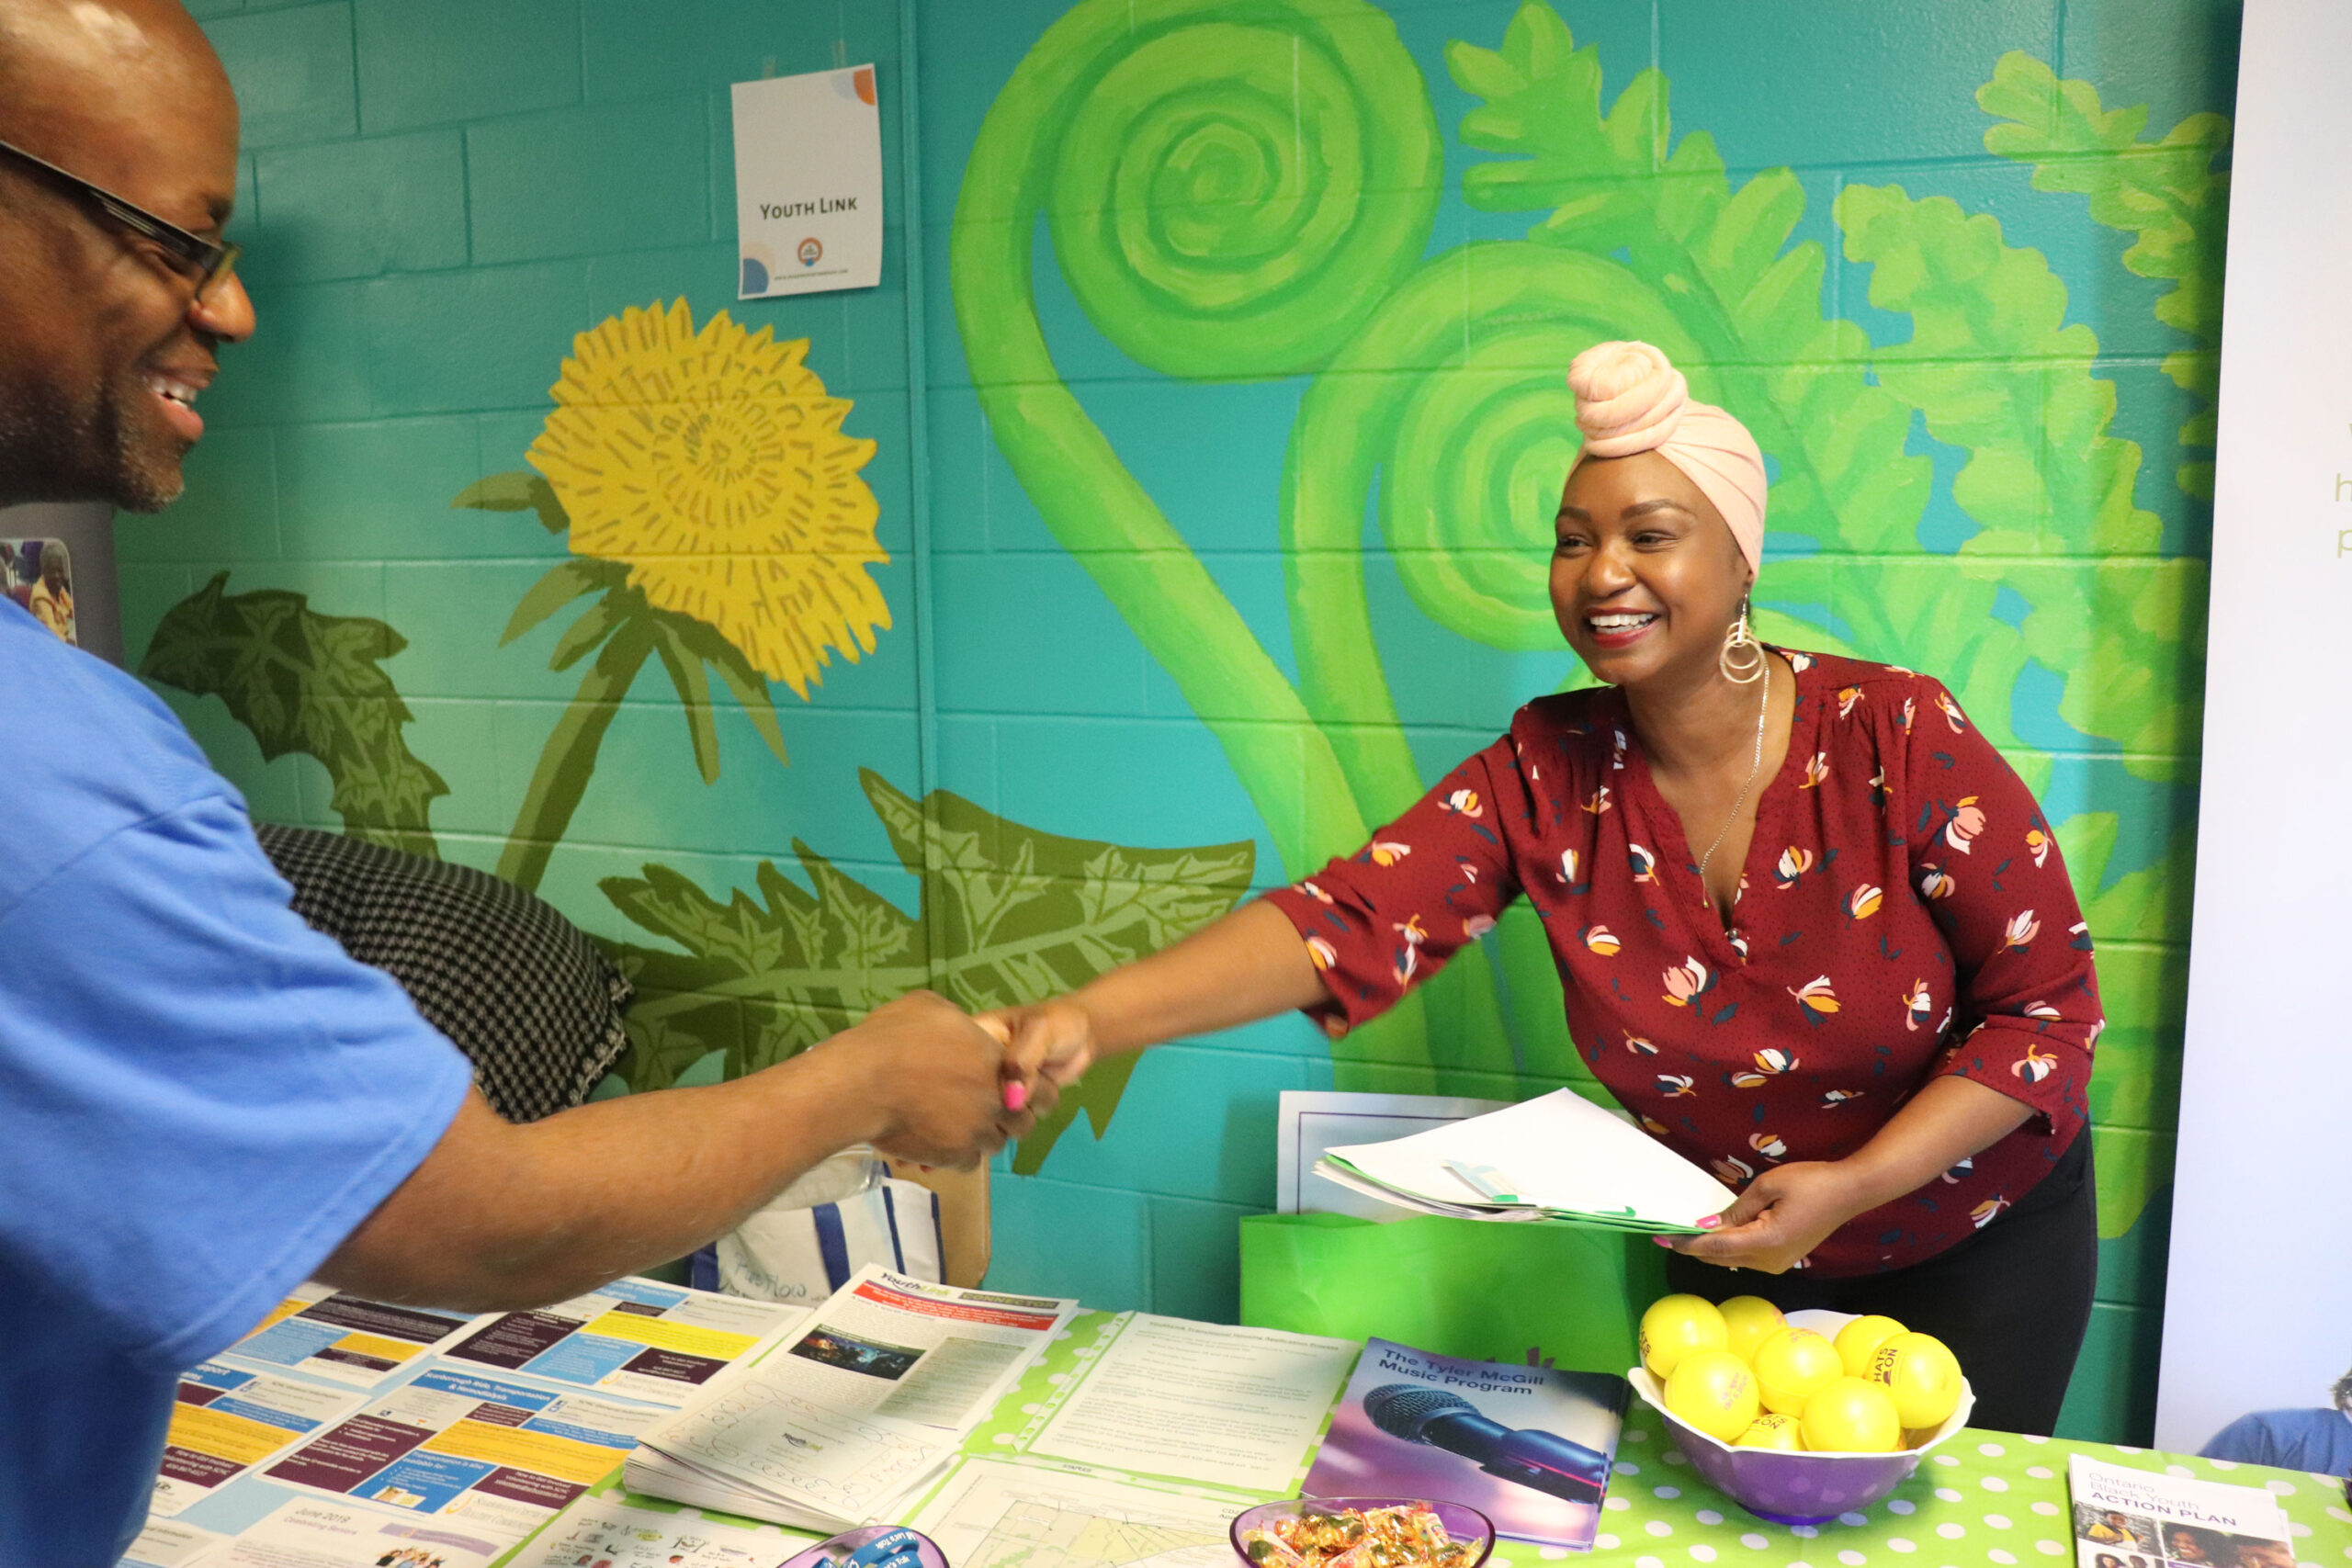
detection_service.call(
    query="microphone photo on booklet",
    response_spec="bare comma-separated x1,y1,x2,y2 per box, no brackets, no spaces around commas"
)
1305,1339,1631,1550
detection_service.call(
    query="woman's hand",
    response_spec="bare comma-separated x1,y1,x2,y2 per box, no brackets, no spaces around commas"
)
978,996,1101,1100
1662,1160,1874,1275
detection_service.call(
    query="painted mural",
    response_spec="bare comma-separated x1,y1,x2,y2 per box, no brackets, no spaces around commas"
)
130,0,2229,1438
944,0,2222,1246
141,299,1259,1172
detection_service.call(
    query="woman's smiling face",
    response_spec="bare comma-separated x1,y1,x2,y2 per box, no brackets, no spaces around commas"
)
1550,449,1752,689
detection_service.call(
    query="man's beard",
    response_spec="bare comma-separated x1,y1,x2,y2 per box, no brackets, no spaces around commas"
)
0,368,187,513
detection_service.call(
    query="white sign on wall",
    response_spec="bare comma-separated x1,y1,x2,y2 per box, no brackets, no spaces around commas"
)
2157,0,2352,1454
731,65,883,299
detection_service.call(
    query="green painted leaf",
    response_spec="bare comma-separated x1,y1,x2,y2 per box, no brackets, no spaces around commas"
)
2055,812,2194,1236
660,605,790,769
503,558,623,647
140,572,447,859
1978,51,2229,500
1448,2,1932,567
599,773,1255,1170
1442,2,2014,760
548,592,624,672
1833,184,2202,780
453,469,571,535
652,622,721,785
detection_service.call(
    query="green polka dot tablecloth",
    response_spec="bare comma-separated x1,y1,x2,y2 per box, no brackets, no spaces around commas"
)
1495,1424,2352,1568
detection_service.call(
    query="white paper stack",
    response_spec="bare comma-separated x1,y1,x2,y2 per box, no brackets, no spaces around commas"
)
1313,1089,1737,1234
626,1266,1078,1530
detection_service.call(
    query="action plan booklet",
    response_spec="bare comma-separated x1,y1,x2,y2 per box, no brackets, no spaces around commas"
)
2066,1456,2297,1568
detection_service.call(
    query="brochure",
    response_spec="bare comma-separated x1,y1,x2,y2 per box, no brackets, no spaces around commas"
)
1022,1314,1358,1495
122,1279,810,1565
1304,1338,1628,1551
1315,1089,1736,1234
224,1284,485,1389
261,1367,668,1539
442,1279,805,1407
150,1359,368,1517
902,1456,1245,1568
204,1495,509,1568
626,1268,1080,1529
510,1491,826,1565
2066,1456,2297,1568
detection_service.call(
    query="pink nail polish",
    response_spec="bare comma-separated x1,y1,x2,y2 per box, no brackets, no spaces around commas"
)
1700,1215,1723,1229
1002,1081,1029,1112
1653,1236,1674,1247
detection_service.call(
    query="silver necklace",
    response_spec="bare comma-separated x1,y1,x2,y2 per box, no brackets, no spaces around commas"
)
1694,657,1772,895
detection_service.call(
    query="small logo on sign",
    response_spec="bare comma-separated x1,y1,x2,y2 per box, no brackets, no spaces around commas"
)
797,237,823,267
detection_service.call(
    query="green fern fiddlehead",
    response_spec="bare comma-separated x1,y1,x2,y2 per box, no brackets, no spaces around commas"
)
953,0,1476,1081
950,0,1443,879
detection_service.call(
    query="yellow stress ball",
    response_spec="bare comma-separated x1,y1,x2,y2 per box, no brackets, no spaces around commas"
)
1800,1376,1903,1453
1835,1314,1909,1378
1869,1332,1964,1429
1641,1294,1729,1380
1736,1413,1805,1451
1717,1296,1788,1363
1751,1326,1843,1416
1665,1348,1761,1443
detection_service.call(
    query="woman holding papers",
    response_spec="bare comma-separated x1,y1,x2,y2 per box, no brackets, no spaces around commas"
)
989,342,2099,1437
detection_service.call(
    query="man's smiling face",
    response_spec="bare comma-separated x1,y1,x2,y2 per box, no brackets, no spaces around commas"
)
0,0,254,511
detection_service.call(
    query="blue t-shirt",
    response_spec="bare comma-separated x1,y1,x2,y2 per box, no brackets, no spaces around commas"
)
0,601,473,1565
2200,1406,2352,1477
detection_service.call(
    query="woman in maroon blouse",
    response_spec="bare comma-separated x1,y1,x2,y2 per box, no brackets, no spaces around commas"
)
989,343,2100,1435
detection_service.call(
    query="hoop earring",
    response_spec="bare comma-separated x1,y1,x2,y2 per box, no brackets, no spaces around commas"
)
1720,597,1766,684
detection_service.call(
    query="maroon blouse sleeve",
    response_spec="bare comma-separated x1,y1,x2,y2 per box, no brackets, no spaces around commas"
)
1897,674,2100,1139
1260,733,1526,1037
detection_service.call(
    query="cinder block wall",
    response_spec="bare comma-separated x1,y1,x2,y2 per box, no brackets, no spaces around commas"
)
129,0,2236,1442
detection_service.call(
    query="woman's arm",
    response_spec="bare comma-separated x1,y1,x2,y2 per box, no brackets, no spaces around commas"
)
1663,1076,2032,1273
991,733,1532,1089
990,900,1326,1088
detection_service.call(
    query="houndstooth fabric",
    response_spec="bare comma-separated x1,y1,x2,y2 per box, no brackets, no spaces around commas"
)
254,824,633,1123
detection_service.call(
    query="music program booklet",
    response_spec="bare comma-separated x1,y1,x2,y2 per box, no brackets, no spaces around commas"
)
1305,1338,1631,1550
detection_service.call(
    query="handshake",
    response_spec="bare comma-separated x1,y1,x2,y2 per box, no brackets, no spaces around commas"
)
808,991,1102,1171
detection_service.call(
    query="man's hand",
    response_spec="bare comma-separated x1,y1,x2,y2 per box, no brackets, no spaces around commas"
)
978,996,1099,1101
1661,1161,1872,1275
825,991,1055,1168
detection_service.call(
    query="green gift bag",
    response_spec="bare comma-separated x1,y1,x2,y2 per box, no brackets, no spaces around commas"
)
1238,1212,1666,1373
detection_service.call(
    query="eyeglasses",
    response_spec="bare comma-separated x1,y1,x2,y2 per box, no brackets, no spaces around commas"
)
0,136,242,302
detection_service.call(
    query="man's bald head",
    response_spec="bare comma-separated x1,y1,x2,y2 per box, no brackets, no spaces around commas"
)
0,0,251,511
0,0,234,184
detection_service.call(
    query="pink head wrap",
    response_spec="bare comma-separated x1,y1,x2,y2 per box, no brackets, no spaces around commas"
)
1566,341,1768,579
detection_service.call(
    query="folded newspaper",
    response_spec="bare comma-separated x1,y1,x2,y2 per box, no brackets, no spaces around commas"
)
626,1266,1079,1529
1313,1089,1737,1234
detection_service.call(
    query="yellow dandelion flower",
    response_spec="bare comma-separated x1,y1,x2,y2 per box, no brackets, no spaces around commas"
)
528,299,888,696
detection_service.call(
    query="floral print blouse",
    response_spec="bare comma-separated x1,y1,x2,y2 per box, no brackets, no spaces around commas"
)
1262,650,2100,1277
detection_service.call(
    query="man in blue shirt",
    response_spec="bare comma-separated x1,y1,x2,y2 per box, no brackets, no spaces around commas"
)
0,3,1049,1561
2199,1370,2352,1478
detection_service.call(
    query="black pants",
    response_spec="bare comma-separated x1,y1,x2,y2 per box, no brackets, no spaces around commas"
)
1665,1130,2097,1437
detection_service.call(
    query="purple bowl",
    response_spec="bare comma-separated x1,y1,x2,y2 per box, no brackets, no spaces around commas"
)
778,1527,951,1568
1627,1368,1973,1527
1231,1497,1496,1568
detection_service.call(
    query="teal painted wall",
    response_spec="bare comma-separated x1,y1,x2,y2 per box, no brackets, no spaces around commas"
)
127,0,2235,1443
